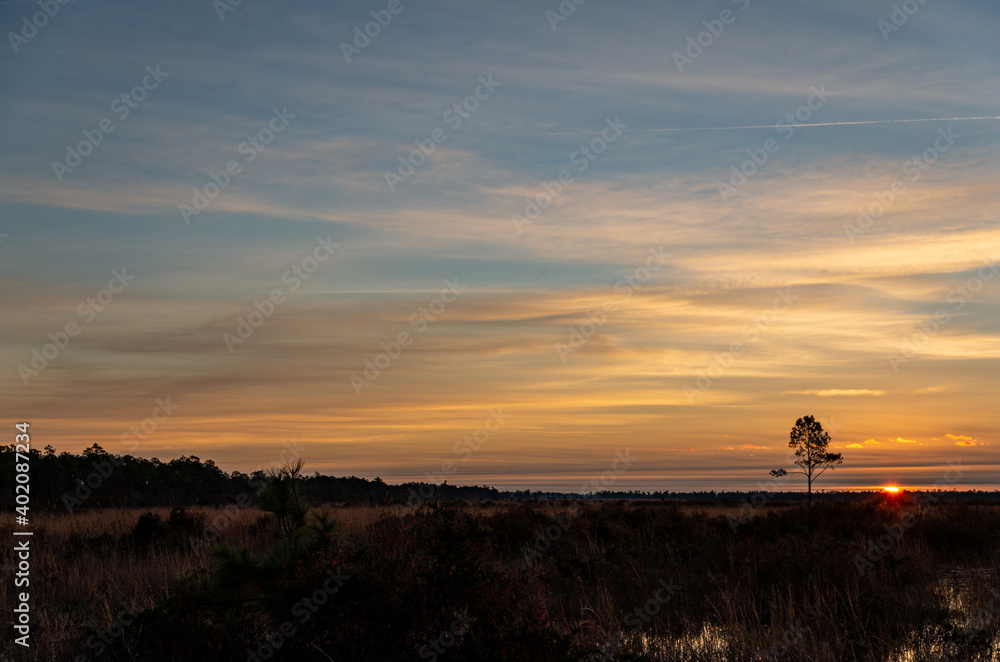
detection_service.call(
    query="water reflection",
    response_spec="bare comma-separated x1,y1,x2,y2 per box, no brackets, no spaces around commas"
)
888,567,1000,662
619,567,998,661
618,623,730,660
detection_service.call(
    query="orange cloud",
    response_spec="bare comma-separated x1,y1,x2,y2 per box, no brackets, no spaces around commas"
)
785,389,884,397
846,443,864,449
742,444,770,450
947,434,990,447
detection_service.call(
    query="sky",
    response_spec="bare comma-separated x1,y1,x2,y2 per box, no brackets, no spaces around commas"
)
1,0,998,492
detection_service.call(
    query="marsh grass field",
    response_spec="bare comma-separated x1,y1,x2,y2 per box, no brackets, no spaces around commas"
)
2,497,999,661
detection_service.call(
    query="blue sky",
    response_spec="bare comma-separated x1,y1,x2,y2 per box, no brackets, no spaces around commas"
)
2,0,998,491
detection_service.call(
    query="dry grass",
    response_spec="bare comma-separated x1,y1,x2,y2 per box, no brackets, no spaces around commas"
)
1,508,255,656
0,501,630,655
5,500,996,661
0,504,407,659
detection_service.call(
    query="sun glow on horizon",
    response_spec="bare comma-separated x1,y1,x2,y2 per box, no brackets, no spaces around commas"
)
883,486,901,493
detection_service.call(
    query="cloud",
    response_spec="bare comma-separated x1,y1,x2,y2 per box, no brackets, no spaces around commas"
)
784,389,885,397
947,433,990,447
911,386,947,395
846,443,864,449
895,438,918,443
742,444,770,450
864,439,879,445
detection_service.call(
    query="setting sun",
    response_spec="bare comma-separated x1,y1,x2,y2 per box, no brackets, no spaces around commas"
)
883,486,901,493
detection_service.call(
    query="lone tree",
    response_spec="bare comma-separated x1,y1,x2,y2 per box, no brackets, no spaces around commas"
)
770,415,843,505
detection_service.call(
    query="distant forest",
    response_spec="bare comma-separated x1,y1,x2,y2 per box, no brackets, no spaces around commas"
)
3,443,998,511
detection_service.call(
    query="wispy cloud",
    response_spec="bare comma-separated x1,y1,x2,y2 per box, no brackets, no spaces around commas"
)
947,433,990,447
785,389,885,397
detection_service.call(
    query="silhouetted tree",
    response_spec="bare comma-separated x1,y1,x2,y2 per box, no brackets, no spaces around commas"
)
256,458,308,537
770,415,843,505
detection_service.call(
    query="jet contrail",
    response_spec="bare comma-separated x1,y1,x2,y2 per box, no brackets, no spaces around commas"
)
527,116,1000,136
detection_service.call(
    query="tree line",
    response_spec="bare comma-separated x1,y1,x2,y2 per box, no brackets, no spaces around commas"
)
2,441,996,512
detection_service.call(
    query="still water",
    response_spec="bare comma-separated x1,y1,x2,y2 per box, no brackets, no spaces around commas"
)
612,567,998,661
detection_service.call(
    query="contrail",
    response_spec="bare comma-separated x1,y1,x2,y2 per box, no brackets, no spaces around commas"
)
527,116,1000,137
